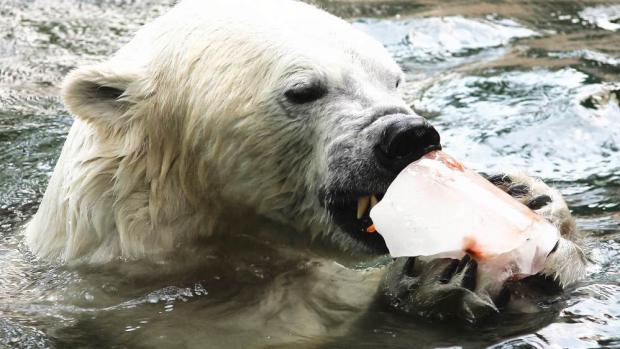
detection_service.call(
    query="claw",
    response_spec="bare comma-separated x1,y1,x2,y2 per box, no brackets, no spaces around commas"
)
439,256,478,289
456,254,472,273
403,257,416,277
547,240,560,255
527,194,552,210
439,259,460,284
488,174,512,186
507,184,529,197
461,258,477,291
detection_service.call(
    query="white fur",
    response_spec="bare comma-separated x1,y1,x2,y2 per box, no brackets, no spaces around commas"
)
25,0,400,263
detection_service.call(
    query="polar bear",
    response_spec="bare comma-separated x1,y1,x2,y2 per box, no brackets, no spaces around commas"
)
26,0,587,330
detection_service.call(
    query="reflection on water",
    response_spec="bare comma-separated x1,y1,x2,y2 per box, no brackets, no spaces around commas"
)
0,0,619,348
355,16,538,63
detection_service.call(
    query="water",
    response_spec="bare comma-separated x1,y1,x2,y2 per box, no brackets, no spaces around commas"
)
0,0,619,348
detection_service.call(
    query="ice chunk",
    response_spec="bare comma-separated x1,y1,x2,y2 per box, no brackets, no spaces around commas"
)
369,151,559,280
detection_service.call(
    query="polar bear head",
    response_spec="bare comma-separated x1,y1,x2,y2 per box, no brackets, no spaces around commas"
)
43,0,440,261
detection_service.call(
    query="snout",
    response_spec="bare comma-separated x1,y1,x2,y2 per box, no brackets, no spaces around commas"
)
321,112,442,254
375,115,441,174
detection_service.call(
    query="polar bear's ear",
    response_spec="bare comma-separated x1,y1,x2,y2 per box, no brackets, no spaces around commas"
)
62,64,141,125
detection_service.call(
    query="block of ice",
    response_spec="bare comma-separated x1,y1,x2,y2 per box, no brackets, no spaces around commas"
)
369,151,559,280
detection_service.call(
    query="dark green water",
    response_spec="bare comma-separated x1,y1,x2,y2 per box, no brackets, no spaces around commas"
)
0,1,618,348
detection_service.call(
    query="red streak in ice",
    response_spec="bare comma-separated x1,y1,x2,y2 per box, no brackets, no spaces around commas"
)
463,235,485,260
426,151,465,171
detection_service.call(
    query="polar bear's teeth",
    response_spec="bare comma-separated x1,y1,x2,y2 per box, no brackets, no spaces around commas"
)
357,196,370,219
370,194,379,208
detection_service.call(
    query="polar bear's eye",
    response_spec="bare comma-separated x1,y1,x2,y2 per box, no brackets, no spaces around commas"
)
284,83,327,104
395,78,402,89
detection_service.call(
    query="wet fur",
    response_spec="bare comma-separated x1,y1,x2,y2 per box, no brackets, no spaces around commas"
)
26,0,587,335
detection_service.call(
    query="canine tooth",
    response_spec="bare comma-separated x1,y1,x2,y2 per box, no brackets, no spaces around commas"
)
370,194,379,208
357,196,370,219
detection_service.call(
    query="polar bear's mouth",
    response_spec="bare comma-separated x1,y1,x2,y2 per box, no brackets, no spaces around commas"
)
323,115,441,254
328,192,389,254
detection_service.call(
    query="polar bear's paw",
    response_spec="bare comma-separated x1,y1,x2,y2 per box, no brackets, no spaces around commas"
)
486,172,588,287
486,172,574,236
382,256,500,323
381,173,588,322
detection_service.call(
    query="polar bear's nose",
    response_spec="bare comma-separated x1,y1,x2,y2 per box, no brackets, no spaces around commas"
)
375,116,441,173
